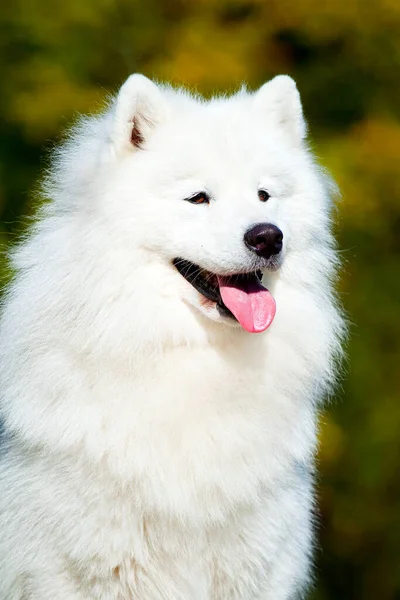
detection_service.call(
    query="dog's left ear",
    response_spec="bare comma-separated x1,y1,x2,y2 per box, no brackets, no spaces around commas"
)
254,75,306,143
111,74,168,155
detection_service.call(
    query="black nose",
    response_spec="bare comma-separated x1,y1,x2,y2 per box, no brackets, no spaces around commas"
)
244,223,283,259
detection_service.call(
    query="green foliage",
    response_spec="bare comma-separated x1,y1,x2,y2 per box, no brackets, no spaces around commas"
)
1,1,399,597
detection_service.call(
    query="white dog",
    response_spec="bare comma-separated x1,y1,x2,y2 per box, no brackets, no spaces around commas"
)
0,74,344,599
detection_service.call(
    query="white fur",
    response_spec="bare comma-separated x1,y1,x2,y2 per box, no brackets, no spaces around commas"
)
0,75,344,599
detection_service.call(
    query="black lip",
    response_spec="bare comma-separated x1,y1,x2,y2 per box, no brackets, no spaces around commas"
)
172,258,262,320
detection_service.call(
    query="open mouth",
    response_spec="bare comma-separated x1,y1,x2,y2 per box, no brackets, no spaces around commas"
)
173,258,276,333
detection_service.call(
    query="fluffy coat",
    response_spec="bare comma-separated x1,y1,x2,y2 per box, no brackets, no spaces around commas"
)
0,75,344,599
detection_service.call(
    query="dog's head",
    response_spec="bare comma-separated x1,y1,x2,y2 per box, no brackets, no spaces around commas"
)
84,75,331,337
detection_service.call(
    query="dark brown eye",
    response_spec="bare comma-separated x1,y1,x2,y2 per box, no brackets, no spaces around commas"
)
186,192,210,205
258,189,270,202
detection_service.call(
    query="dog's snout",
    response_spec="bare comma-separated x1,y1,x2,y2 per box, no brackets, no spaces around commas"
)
244,223,283,259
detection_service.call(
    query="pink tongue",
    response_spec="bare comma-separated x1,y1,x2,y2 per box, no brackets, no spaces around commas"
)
217,275,276,333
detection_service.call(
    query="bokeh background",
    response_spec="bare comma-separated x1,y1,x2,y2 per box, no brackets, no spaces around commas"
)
1,0,399,598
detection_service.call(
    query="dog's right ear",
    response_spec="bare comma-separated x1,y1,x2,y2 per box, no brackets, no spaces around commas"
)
111,74,167,155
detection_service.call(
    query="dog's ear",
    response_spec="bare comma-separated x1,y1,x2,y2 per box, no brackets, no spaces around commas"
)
254,75,306,143
111,74,167,155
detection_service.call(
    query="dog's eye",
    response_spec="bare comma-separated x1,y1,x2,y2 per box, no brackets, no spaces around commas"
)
258,189,270,202
186,192,210,205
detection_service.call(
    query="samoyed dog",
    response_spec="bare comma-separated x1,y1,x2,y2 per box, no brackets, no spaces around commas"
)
0,74,343,599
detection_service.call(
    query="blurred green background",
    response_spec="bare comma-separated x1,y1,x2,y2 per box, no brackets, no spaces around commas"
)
0,0,399,598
